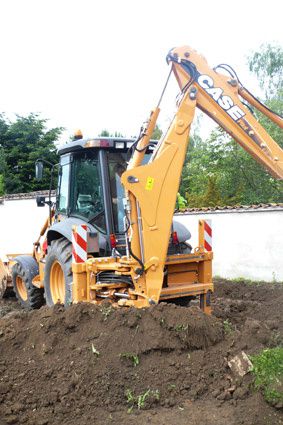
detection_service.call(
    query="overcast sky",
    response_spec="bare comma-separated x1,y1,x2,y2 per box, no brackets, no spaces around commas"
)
0,0,282,143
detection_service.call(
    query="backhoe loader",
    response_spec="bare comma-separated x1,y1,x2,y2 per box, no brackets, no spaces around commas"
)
2,45,283,312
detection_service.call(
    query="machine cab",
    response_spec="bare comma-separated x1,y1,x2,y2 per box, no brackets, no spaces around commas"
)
56,137,155,254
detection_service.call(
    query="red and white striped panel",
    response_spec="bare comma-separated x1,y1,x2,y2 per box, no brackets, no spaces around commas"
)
204,219,212,251
72,224,88,263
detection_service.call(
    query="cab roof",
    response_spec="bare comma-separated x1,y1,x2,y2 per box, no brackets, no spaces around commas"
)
58,137,157,155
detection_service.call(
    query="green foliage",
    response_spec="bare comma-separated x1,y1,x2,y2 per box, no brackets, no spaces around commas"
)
99,129,110,137
152,124,162,140
178,43,283,208
176,192,187,210
223,319,233,334
248,43,283,96
167,383,177,391
126,389,135,404
0,113,63,194
248,44,282,154
99,130,124,137
214,276,283,286
125,388,160,411
0,147,5,196
250,347,283,405
99,126,162,140
0,175,4,196
0,147,5,172
174,323,188,332
99,304,113,320
202,175,222,207
182,131,282,207
120,352,140,367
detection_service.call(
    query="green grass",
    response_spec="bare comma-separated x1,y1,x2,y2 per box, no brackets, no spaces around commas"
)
167,383,176,391
120,352,140,367
214,276,283,286
223,319,233,334
174,324,188,332
250,347,283,405
99,305,113,320
269,331,283,347
125,388,160,412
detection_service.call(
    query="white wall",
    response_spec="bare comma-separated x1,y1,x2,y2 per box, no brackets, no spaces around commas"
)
0,198,282,281
174,208,283,282
0,199,50,258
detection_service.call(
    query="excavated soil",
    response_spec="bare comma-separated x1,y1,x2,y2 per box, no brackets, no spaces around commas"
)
0,279,282,425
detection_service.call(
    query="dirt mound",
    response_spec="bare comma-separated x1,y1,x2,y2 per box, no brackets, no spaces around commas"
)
0,279,282,425
213,279,283,338
0,298,21,319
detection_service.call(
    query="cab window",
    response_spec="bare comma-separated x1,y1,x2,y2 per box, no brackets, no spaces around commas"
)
70,152,106,232
58,154,70,213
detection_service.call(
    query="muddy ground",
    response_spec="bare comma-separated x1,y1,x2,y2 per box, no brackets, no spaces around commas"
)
0,279,282,425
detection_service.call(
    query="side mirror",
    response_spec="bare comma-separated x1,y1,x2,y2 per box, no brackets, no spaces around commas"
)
36,195,46,207
35,160,43,180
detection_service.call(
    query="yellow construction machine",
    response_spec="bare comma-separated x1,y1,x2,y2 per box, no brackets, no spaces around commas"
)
2,45,283,312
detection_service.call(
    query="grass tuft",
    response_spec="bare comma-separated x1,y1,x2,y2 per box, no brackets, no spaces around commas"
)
120,352,140,367
174,324,188,332
100,305,113,320
223,319,233,334
250,347,283,405
214,276,283,286
125,388,160,411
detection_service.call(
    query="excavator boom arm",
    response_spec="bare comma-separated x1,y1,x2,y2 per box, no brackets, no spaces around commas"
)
120,45,283,306
167,46,283,179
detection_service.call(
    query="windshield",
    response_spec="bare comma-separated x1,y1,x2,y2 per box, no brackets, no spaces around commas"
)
108,152,152,234
58,149,153,235
70,152,106,232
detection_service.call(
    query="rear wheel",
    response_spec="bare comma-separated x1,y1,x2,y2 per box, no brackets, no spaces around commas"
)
16,275,28,302
12,262,44,309
44,238,72,307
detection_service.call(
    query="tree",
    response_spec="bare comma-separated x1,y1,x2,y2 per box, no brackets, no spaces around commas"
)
248,43,283,97
99,130,124,137
152,125,162,140
178,43,283,208
248,43,283,148
0,114,63,194
98,126,163,140
0,150,5,196
176,192,187,210
0,118,8,196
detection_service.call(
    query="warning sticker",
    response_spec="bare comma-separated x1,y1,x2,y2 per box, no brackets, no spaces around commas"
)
145,176,154,191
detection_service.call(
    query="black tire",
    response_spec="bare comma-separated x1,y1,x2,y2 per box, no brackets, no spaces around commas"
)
12,262,45,309
44,237,72,307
